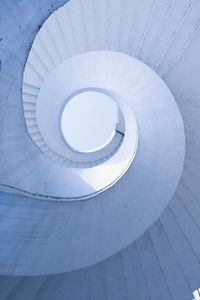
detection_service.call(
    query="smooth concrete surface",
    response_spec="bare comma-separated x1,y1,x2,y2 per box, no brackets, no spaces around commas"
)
0,0,200,299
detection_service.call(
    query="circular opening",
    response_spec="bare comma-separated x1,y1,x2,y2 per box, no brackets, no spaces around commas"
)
61,91,118,153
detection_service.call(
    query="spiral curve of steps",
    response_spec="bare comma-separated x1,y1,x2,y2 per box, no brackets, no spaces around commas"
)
1,0,200,299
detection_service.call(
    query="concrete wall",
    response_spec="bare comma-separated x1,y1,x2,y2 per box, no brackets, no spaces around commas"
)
1,0,200,299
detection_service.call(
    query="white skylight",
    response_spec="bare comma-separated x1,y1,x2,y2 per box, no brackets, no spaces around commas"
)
61,91,118,153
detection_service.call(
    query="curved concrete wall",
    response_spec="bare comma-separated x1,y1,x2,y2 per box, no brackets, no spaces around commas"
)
0,0,200,299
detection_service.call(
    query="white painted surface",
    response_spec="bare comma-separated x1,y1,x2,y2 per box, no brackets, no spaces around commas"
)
23,50,140,199
0,0,200,299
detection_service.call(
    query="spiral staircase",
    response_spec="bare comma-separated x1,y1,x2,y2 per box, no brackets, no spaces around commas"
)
1,0,200,299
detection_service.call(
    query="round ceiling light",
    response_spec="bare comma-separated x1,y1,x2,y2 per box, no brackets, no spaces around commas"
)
60,91,118,153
